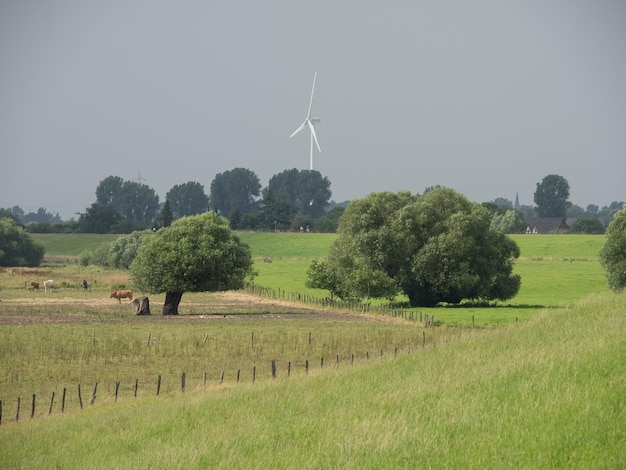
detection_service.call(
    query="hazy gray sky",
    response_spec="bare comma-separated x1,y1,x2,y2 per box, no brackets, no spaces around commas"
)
1,1,624,220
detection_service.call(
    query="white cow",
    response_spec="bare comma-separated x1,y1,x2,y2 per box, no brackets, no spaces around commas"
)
44,280,55,292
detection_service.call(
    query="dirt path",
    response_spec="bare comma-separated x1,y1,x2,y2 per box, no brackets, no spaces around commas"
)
0,291,381,325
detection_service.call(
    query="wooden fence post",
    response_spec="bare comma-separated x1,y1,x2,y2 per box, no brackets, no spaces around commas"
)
89,383,97,405
62,388,66,413
31,394,36,419
78,385,83,409
203,372,207,388
134,379,138,398
271,360,276,379
0,399,2,425
220,372,224,384
16,397,20,422
237,369,241,383
288,361,291,377
156,375,161,396
181,372,186,392
253,366,256,383
115,381,120,401
305,360,309,375
49,392,55,415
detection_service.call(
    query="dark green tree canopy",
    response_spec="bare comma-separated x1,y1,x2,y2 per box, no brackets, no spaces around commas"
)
166,181,209,218
263,169,331,220
209,168,261,219
308,188,521,307
118,181,160,225
0,208,21,225
568,218,605,234
22,207,62,224
78,203,124,234
599,208,626,292
129,212,254,314
95,176,160,225
534,174,570,218
0,217,45,267
81,230,152,269
158,199,174,228
95,176,125,207
315,205,346,233
491,209,527,234
260,189,297,231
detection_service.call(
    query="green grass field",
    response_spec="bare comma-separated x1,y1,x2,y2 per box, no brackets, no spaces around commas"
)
1,293,624,468
26,232,610,326
2,231,623,468
30,233,120,256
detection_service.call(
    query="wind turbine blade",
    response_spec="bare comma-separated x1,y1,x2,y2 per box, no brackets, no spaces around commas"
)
290,121,307,138
308,120,321,152
306,72,317,118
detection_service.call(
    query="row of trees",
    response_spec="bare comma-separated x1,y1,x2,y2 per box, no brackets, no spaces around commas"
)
2,172,623,235
74,168,335,234
5,188,625,310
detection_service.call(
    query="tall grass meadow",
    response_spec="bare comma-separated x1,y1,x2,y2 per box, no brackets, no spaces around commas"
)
1,232,622,468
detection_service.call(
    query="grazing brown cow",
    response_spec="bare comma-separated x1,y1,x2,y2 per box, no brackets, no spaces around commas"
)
27,281,40,292
110,289,133,304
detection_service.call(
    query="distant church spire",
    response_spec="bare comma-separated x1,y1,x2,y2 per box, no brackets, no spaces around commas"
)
514,192,520,210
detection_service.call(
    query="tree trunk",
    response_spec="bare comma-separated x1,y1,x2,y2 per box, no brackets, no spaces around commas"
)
131,296,151,315
163,292,183,315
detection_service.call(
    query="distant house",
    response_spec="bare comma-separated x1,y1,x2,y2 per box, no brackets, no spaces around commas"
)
525,218,570,234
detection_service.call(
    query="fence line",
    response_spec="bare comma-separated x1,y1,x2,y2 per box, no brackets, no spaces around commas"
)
244,285,426,322
0,337,437,425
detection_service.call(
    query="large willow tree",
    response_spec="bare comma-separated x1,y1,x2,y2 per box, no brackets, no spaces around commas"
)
307,188,521,307
600,208,626,293
129,212,254,314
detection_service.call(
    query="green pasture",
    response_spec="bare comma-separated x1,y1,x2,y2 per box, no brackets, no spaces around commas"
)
1,292,624,468
0,308,434,403
511,233,604,260
1,232,622,468
30,233,120,257
238,231,337,260
244,233,609,325
23,232,610,327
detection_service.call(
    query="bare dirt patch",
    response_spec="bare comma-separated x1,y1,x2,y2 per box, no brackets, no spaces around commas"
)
0,291,381,325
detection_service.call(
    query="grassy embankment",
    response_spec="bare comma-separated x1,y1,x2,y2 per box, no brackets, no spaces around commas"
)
1,232,622,467
1,292,624,468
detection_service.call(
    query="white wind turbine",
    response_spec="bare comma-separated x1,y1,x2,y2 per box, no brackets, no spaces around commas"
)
290,72,321,170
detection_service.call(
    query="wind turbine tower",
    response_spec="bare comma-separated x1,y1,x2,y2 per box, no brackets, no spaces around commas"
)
290,72,321,170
